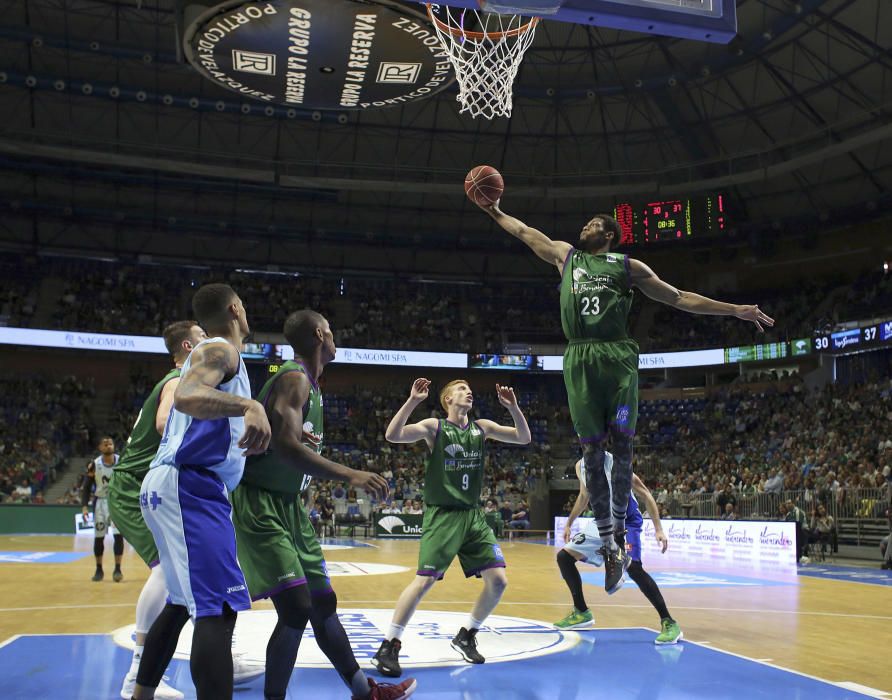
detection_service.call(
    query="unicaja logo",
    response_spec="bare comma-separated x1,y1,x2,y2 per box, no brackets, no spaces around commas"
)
378,516,406,534
725,526,754,545
759,527,792,547
444,444,466,458
695,525,720,542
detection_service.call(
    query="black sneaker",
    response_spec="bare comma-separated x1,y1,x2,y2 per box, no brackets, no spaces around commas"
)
113,568,123,582
91,567,103,582
451,627,485,664
373,638,402,678
600,545,629,594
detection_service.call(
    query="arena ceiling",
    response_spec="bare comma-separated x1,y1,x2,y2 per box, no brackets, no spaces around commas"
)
0,0,890,276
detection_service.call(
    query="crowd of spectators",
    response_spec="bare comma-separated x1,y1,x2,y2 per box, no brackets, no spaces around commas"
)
638,370,892,524
0,374,96,504
3,254,890,356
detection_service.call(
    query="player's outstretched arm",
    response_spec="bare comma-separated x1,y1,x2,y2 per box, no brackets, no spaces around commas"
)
173,341,271,455
632,474,668,553
476,384,532,445
384,378,439,449
262,371,389,500
477,200,572,273
629,258,775,332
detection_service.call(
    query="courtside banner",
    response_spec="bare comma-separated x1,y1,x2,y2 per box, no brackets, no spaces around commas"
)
0,327,167,354
540,348,725,372
281,344,468,369
554,517,797,574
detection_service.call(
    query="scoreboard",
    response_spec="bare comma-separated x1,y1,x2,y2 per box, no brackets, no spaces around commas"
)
813,319,892,354
614,194,726,246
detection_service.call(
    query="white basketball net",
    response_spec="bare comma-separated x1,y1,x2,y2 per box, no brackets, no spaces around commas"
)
427,4,539,120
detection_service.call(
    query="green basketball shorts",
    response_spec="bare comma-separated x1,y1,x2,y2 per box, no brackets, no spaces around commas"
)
231,482,331,600
563,338,639,442
108,470,159,567
417,505,506,579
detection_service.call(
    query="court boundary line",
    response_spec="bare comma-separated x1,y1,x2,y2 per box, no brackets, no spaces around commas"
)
669,628,889,697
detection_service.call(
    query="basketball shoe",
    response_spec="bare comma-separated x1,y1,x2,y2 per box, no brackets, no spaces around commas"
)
451,627,485,664
372,639,402,678
354,677,417,700
553,608,594,630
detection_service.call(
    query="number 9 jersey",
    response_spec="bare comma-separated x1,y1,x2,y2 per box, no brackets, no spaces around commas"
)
423,419,485,509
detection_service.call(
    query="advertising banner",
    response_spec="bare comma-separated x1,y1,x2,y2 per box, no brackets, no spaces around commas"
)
374,513,424,538
553,517,796,574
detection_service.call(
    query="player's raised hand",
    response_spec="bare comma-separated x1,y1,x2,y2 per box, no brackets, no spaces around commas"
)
735,304,775,332
350,470,390,501
409,378,431,402
655,528,669,553
239,400,272,456
496,383,518,409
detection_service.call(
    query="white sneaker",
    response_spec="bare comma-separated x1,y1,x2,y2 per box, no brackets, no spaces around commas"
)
120,671,184,700
232,652,265,685
799,556,810,565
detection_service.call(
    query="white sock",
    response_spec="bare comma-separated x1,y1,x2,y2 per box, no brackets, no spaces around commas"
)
467,615,484,631
387,623,406,641
129,644,143,674
135,565,168,638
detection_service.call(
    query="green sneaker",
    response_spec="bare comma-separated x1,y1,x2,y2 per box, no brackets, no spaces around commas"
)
655,618,683,645
553,608,594,630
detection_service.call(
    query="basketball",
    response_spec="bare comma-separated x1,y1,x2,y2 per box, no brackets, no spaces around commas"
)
465,165,504,206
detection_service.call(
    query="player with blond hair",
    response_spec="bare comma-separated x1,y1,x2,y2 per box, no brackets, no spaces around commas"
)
372,378,531,677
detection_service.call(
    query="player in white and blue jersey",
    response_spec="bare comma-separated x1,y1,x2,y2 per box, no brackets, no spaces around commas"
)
133,283,271,700
553,454,683,644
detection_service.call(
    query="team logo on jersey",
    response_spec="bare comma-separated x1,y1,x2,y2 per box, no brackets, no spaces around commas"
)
606,254,618,263
572,267,594,283
377,516,406,534
615,405,631,424
113,610,580,669
302,421,323,448
444,443,467,458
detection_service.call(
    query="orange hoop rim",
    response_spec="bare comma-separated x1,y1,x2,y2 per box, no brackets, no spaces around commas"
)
425,3,540,41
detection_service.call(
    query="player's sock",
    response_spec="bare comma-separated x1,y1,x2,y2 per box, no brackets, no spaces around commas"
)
627,561,671,619
263,621,304,700
596,519,616,550
387,623,406,641
129,645,144,675
349,669,372,698
466,615,484,631
135,565,168,639
556,549,588,612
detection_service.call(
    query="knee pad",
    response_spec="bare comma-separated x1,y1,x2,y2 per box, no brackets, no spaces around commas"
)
557,548,576,566
93,538,104,557
272,585,313,630
113,534,124,556
311,590,338,621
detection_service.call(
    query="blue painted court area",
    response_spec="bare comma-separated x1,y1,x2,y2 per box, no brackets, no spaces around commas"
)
580,570,795,589
0,629,875,699
797,564,892,587
0,551,90,563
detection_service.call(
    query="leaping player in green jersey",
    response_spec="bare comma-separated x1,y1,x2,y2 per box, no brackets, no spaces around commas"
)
477,199,774,594
372,378,531,678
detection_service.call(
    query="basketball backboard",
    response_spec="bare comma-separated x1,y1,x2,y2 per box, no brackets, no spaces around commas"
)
413,0,738,43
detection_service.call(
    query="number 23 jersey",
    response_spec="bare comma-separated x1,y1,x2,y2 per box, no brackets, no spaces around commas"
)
560,249,635,343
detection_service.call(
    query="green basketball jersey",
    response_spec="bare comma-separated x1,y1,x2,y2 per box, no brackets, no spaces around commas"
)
560,250,635,342
423,419,485,509
115,368,180,479
241,360,323,495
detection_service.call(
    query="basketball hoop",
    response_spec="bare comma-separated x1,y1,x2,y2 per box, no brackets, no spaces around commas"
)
426,3,540,120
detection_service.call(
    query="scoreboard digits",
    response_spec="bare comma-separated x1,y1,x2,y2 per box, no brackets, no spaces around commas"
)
614,194,725,246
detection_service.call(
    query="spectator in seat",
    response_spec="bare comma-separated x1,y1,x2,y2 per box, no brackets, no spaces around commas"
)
720,503,738,521
508,500,530,530
809,504,834,556
499,500,514,525
716,484,737,516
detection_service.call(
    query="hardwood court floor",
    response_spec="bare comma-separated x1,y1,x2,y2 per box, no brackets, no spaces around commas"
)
0,534,889,698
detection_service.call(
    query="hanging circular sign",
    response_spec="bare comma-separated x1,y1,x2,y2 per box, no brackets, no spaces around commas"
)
181,0,454,109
